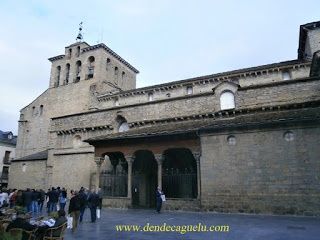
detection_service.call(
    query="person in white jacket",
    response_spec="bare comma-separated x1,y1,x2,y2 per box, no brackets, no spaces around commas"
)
0,189,9,207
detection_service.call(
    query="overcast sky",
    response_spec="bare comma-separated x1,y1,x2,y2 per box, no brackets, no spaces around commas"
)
0,0,319,134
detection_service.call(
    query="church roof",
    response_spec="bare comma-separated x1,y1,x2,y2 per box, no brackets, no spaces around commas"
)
48,42,139,73
13,150,48,162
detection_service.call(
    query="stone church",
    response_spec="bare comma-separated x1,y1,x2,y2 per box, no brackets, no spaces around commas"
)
9,21,320,215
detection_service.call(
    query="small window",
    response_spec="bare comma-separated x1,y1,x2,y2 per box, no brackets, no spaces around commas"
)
227,135,236,145
115,67,119,76
4,151,11,161
73,135,82,148
87,56,95,79
75,60,82,82
40,105,43,115
22,163,27,172
106,58,111,70
32,106,36,116
284,131,294,141
187,86,193,95
65,63,70,84
68,48,72,58
282,70,291,80
76,46,80,57
220,91,235,110
148,93,154,101
122,71,125,79
56,66,61,87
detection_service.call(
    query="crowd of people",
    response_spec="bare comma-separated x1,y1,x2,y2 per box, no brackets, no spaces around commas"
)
0,186,103,239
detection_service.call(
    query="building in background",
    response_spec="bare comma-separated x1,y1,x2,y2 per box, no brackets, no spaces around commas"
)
0,130,16,188
9,21,320,215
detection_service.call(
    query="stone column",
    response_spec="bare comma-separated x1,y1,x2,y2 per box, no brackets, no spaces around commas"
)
94,157,104,189
126,156,134,199
154,154,163,189
193,152,201,200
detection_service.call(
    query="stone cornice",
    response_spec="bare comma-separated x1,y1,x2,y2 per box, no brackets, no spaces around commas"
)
48,55,65,62
53,125,113,135
82,43,139,73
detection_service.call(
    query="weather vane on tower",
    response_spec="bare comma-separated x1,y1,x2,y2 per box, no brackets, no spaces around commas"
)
76,22,83,42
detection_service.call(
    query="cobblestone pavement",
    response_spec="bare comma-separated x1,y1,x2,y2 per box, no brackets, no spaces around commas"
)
64,208,320,240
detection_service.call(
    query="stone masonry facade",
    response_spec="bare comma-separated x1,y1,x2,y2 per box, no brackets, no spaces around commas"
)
9,21,320,216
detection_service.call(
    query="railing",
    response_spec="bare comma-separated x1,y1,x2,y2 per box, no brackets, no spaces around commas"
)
162,168,197,199
100,172,127,197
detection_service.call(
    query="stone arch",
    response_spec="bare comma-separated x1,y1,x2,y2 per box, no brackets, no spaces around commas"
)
100,151,128,197
220,91,235,110
132,150,158,208
116,115,129,132
55,66,61,87
162,148,197,198
87,56,95,79
75,60,82,82
65,63,70,84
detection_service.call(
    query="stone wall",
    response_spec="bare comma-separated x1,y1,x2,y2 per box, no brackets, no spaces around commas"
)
102,197,131,209
163,199,200,211
200,126,320,216
50,149,95,190
8,160,47,189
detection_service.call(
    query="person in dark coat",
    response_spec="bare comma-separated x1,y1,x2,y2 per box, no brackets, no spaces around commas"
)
78,187,87,223
68,190,80,232
87,189,100,223
31,189,39,214
22,188,33,213
156,187,163,213
38,189,46,213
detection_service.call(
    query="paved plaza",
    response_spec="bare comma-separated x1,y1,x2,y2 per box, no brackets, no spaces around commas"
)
64,208,320,240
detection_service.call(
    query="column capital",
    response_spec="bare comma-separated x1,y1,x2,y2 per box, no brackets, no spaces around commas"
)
154,154,163,164
125,155,134,163
193,152,201,162
94,157,104,166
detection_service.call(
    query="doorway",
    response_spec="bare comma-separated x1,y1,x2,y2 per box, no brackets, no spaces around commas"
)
132,150,158,208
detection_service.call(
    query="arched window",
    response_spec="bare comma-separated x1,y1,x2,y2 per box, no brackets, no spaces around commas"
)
87,56,95,79
106,58,111,70
122,71,125,79
75,60,82,82
65,63,70,84
115,67,119,76
186,86,193,95
68,48,72,58
148,92,154,101
76,46,80,57
220,91,235,110
282,70,291,80
116,115,129,132
40,105,43,116
56,66,61,87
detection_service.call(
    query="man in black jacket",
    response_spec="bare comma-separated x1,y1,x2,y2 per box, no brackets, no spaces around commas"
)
22,188,33,213
68,190,80,232
87,189,100,223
